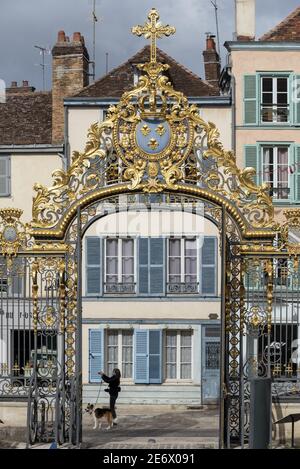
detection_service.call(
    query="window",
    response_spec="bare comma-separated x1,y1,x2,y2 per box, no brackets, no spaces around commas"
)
262,146,290,200
0,256,23,296
0,155,10,197
168,237,217,296
168,239,198,293
106,330,133,379
261,77,289,123
165,330,192,380
10,330,57,379
258,324,298,378
105,238,135,293
86,236,217,297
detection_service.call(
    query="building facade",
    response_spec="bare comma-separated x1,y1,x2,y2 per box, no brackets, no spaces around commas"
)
224,2,300,408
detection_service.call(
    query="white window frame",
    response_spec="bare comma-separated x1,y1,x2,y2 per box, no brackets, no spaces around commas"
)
105,329,134,382
260,76,289,125
261,145,290,201
167,238,199,285
164,330,193,383
104,238,136,285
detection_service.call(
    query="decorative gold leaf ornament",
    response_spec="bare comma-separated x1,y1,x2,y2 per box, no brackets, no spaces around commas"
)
156,124,166,136
141,124,151,136
30,8,276,230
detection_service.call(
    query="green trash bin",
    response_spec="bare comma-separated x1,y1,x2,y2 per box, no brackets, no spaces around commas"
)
249,377,271,449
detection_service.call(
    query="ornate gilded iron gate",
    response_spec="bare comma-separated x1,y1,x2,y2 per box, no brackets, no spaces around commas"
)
0,8,300,448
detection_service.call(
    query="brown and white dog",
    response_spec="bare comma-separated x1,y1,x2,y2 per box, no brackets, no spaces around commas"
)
85,403,113,430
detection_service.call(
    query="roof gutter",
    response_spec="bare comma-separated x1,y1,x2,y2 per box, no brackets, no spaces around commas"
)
225,41,300,52
64,96,231,107
0,144,63,155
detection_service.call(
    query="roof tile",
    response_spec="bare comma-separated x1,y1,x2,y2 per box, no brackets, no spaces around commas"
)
260,7,300,41
0,92,52,145
74,46,217,98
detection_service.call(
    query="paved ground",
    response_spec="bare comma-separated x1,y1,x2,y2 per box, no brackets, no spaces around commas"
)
0,405,219,449
82,405,219,449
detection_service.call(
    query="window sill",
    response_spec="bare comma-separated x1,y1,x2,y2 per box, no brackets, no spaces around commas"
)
162,380,194,385
272,200,296,205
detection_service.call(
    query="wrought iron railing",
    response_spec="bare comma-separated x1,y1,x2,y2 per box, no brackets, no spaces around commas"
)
167,282,199,294
269,187,290,200
261,103,289,123
104,282,136,294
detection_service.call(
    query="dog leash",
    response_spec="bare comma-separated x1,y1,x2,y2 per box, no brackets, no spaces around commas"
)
95,379,103,406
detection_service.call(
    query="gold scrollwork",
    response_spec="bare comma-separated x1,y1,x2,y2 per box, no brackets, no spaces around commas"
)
30,8,276,231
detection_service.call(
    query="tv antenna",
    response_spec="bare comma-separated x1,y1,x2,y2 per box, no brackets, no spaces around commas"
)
210,0,221,57
34,45,50,91
106,52,109,74
91,0,99,81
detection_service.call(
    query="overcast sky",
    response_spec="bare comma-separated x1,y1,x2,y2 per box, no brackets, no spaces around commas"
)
1,0,300,91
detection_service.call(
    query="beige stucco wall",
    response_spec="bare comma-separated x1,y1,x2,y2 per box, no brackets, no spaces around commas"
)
232,50,300,126
68,108,102,157
199,107,232,150
82,300,220,321
0,153,61,222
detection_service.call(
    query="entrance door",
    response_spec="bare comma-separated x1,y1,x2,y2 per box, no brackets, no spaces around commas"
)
202,326,220,404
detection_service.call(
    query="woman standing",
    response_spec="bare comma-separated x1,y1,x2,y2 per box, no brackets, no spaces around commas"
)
98,368,121,424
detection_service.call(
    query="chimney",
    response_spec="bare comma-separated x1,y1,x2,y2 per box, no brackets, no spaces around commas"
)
52,30,90,144
6,80,36,94
203,35,221,91
235,0,255,41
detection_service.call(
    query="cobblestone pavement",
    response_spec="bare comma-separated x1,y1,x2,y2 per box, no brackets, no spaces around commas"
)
81,405,219,449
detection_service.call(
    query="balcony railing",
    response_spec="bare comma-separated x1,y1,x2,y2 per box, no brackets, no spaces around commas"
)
269,187,290,200
261,104,289,123
104,282,136,294
167,282,199,294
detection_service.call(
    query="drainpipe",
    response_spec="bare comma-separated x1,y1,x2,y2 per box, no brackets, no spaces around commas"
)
64,104,70,170
226,52,236,155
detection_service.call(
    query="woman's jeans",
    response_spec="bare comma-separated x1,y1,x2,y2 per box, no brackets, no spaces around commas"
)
110,394,118,419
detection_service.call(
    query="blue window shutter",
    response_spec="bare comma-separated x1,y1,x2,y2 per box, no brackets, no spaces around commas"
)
149,238,165,295
245,145,259,185
86,237,101,295
149,330,162,384
0,156,10,196
138,238,149,294
89,329,104,383
295,145,300,202
201,237,217,295
244,75,257,125
134,329,149,383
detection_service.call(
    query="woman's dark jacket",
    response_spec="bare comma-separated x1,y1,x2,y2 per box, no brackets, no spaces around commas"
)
101,373,120,396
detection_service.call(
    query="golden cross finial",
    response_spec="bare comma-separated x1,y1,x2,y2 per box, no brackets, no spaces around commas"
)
132,8,176,64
